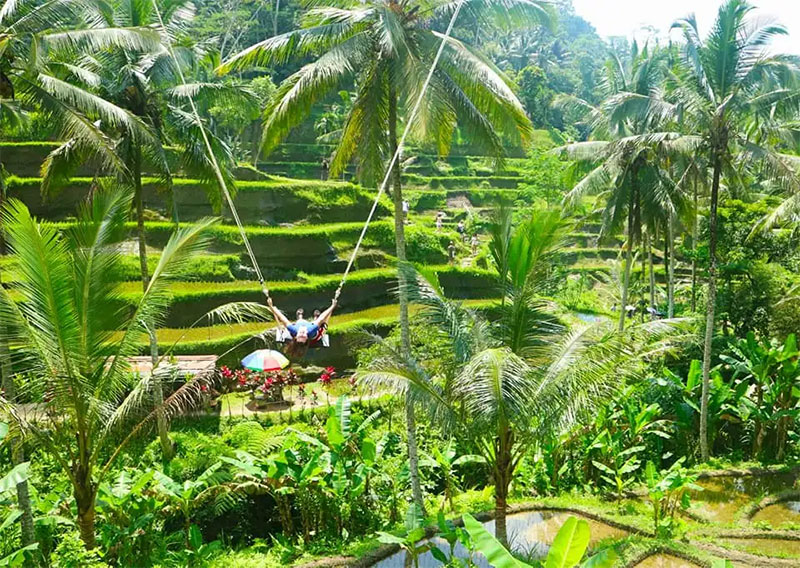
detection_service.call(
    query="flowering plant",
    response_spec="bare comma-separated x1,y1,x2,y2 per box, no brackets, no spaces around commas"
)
318,366,336,386
218,366,298,404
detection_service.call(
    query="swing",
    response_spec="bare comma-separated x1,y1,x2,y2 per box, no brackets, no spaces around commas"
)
149,0,465,357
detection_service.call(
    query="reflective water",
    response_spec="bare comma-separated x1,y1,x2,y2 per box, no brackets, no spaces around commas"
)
689,472,798,523
720,537,800,558
371,510,627,568
576,312,605,323
634,554,701,568
751,501,800,528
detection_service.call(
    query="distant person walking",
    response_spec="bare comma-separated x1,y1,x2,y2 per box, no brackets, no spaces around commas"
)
435,211,444,231
447,241,457,264
402,200,410,223
456,220,466,241
321,158,329,180
470,234,479,255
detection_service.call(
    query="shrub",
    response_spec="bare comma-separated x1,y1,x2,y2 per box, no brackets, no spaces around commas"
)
51,533,109,568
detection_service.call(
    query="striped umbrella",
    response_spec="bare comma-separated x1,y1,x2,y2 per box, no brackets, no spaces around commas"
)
241,349,290,372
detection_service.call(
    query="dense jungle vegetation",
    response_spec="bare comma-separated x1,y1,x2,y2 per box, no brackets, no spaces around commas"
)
2,0,800,566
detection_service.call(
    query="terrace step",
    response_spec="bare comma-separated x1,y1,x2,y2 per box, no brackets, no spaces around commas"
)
116,266,499,328
147,299,497,368
6,176,390,225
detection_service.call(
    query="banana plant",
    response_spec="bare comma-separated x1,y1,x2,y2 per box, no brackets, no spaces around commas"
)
0,423,38,566
659,360,745,458
461,512,616,568
95,469,164,565
271,448,325,543
291,396,381,535
221,450,296,536
420,440,486,511
722,333,800,458
377,504,431,568
644,458,701,537
430,510,472,566
151,463,230,550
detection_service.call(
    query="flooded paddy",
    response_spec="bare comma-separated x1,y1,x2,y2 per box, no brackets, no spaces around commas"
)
634,554,702,568
719,537,800,559
371,510,626,568
751,501,800,528
688,471,797,523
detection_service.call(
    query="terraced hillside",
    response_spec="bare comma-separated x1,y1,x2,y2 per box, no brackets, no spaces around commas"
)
0,136,684,369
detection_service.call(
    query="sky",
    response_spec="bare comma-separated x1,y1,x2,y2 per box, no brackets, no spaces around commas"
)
571,0,800,54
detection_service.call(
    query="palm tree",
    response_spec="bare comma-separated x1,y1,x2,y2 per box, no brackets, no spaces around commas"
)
558,41,673,331
41,0,252,457
219,0,549,513
0,0,163,174
1,8,159,551
359,208,685,546
0,101,37,558
659,0,800,460
0,189,218,548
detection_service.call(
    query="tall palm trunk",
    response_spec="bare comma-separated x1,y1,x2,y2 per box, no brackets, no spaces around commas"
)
646,232,655,310
0,177,37,558
619,178,637,331
667,216,675,318
691,175,698,313
73,462,97,549
132,149,172,459
493,425,513,547
700,154,722,462
388,84,425,517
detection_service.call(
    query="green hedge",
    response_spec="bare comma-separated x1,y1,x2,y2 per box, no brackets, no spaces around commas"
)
112,254,239,282
406,188,525,210
404,174,522,189
5,176,391,224
43,219,455,274
118,266,497,328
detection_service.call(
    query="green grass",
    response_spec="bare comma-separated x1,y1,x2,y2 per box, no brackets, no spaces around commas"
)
148,299,497,351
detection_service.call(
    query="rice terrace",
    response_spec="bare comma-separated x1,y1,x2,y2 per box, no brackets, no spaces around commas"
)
2,0,800,566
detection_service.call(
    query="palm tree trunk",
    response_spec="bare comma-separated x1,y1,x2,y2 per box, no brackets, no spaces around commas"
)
74,481,97,549
388,83,425,517
619,182,636,331
647,232,655,311
133,150,172,459
493,426,513,548
700,155,721,462
667,216,675,318
0,183,37,558
691,175,698,313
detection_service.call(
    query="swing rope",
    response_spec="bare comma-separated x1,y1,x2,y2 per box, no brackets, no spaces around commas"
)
149,0,465,306
332,0,466,301
150,0,267,298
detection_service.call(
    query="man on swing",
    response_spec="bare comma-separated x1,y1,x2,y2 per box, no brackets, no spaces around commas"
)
267,297,337,357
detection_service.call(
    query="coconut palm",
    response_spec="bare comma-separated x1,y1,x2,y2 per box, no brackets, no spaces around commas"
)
359,208,686,546
0,0,164,175
635,0,800,461
0,189,219,549
40,0,254,457
219,0,549,513
558,41,675,331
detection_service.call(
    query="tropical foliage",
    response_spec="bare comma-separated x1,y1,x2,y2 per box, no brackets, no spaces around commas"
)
1,0,800,566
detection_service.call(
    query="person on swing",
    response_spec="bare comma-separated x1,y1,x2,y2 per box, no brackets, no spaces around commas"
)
267,297,337,356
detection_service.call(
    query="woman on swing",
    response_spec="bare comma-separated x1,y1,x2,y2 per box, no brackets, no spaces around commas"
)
267,297,337,357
